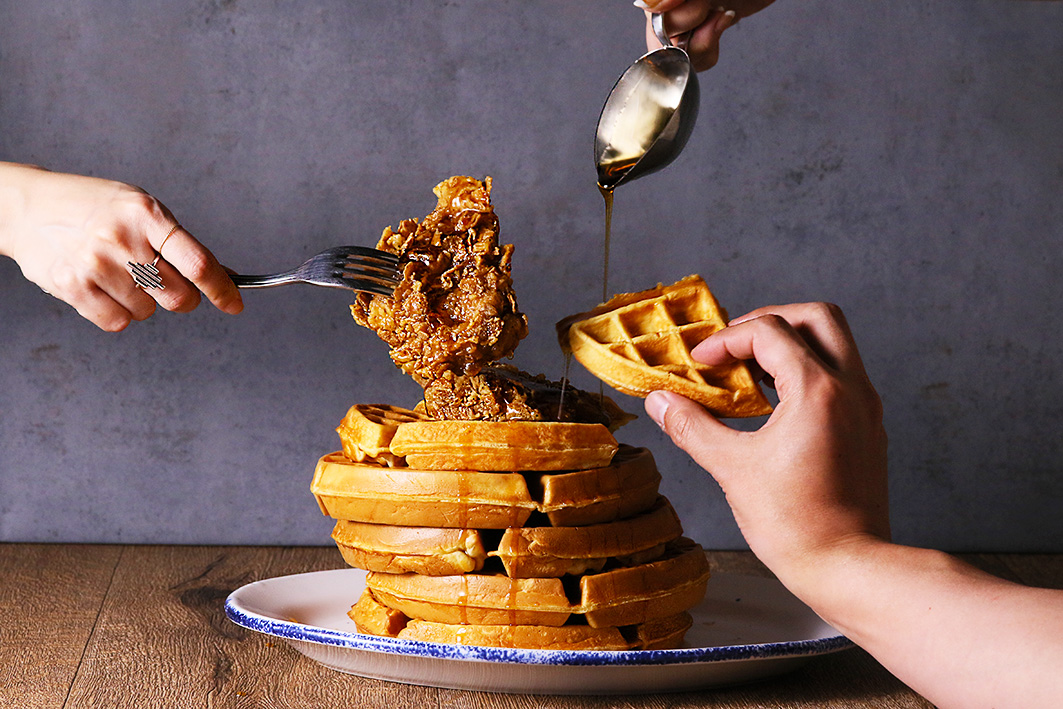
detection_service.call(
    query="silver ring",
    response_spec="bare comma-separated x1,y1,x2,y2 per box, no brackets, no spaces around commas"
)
127,223,179,290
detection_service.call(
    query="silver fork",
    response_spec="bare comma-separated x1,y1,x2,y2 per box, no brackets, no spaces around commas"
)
230,246,401,296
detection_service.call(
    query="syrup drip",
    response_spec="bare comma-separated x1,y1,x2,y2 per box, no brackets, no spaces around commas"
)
597,184,615,401
556,351,573,421
457,575,469,628
598,184,614,304
457,471,469,530
506,577,519,630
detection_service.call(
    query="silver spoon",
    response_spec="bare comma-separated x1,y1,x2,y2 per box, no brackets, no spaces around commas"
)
594,13,699,190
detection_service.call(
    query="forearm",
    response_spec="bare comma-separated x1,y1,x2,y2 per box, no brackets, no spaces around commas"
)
0,161,48,259
0,162,27,257
784,538,1063,709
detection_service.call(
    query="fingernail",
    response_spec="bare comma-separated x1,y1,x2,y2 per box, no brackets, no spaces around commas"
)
719,9,737,31
633,0,659,9
645,391,670,428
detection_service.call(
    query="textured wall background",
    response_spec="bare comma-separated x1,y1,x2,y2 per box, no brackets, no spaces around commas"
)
1,1,1061,550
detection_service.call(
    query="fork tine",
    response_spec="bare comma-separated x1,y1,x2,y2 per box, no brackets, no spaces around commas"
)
231,245,402,295
331,247,403,288
325,246,400,263
336,262,402,284
342,278,398,297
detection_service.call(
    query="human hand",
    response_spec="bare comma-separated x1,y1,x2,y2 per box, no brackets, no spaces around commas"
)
644,302,890,584
0,162,243,331
636,0,777,71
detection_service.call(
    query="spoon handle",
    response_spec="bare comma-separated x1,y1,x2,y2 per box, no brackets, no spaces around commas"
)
651,12,691,52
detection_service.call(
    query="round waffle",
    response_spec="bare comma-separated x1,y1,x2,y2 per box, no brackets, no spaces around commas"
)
330,495,682,578
352,587,693,651
388,420,618,471
490,496,683,578
312,446,662,529
332,520,489,576
311,453,537,529
536,445,661,527
365,538,709,629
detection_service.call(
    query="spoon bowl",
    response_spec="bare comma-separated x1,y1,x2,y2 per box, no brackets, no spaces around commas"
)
595,15,699,189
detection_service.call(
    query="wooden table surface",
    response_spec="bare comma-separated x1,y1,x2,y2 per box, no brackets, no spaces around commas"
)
3,545,1060,709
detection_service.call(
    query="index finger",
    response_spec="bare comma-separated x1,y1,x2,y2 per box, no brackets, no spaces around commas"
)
717,302,867,375
153,225,243,315
692,313,827,398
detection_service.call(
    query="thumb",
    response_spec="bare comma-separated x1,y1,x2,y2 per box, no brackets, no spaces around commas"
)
645,390,742,479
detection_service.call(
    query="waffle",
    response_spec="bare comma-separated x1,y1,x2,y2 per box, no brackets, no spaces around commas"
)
336,404,428,467
313,446,662,529
352,587,693,650
330,495,682,578
332,520,488,576
491,496,683,578
537,445,661,527
312,453,537,529
365,538,709,628
557,275,773,418
389,420,618,471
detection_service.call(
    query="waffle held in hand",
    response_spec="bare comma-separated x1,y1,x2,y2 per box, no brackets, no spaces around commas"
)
557,274,772,418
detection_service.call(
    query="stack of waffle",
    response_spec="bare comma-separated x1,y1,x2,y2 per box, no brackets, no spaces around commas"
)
312,404,711,650
310,176,770,650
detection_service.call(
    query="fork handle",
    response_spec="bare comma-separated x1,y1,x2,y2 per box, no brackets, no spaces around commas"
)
229,273,299,288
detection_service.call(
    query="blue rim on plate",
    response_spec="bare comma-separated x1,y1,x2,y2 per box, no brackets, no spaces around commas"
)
225,592,853,668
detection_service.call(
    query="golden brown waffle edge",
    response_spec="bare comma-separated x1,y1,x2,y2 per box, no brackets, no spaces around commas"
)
311,446,661,529
364,537,710,629
352,587,693,650
389,419,619,471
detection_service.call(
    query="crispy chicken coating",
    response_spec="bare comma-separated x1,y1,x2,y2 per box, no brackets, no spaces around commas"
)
351,176,527,384
353,176,629,426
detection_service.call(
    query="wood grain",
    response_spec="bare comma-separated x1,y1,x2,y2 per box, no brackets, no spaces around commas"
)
60,545,442,708
0,544,121,709
4,545,1059,708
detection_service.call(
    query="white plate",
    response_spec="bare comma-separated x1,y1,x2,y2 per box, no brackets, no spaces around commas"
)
225,568,851,695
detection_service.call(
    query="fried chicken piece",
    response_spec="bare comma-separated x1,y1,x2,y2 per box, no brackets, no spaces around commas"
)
422,364,636,430
351,176,528,384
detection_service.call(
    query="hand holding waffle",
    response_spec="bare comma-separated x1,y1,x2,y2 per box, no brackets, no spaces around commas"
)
644,301,890,576
645,302,1063,709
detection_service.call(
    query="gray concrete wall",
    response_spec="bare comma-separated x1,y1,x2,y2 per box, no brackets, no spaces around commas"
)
2,1,1060,550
